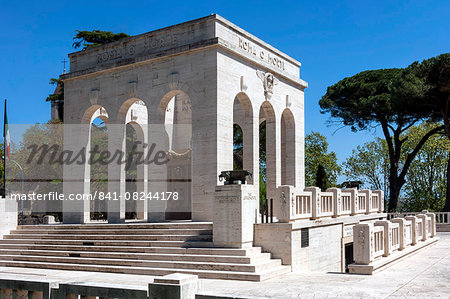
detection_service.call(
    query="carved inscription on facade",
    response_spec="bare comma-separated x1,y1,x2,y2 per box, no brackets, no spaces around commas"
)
238,38,286,71
97,46,135,64
143,35,178,50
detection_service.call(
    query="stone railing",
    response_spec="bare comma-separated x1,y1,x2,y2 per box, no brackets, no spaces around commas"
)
388,211,449,225
353,212,436,265
276,186,384,223
0,273,199,299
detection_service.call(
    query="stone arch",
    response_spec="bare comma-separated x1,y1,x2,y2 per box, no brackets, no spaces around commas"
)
281,108,296,186
82,105,109,125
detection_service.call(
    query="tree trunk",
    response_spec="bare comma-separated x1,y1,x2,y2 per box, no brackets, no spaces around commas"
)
388,177,404,212
443,151,450,212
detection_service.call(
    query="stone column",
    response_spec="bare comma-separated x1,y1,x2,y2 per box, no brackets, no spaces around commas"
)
107,123,126,223
391,218,406,250
405,216,419,245
265,115,281,203
353,223,374,265
213,184,258,248
63,124,90,224
327,187,342,218
305,187,320,219
375,220,392,257
147,125,168,222
135,128,148,220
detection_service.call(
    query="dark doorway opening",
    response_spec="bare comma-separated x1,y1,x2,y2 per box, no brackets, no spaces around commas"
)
345,243,354,273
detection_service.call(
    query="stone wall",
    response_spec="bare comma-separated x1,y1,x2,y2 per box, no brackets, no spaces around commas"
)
0,197,17,239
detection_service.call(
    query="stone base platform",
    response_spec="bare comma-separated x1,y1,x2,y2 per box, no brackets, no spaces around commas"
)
348,237,439,275
0,222,290,281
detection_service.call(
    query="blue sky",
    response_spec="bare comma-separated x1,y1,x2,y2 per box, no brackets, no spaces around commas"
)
1,0,449,179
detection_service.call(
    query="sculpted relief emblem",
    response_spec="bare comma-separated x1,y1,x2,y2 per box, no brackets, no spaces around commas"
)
256,70,278,100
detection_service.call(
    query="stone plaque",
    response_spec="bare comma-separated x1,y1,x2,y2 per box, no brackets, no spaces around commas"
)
301,228,309,248
344,225,354,237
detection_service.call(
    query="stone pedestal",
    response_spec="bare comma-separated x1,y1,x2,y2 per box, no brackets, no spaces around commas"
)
149,274,198,299
353,223,374,265
275,185,296,222
213,184,258,248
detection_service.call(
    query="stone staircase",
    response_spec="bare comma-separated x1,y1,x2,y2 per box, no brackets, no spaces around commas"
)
0,223,290,281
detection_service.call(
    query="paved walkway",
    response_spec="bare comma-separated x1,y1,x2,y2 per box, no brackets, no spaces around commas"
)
0,233,448,298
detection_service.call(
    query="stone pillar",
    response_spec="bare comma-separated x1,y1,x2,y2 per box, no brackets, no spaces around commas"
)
373,190,384,212
353,223,374,265
149,273,198,299
275,185,296,222
135,133,148,220
147,125,169,222
391,218,406,250
416,214,429,241
107,123,126,223
405,216,418,245
265,114,281,203
375,220,392,257
305,187,320,219
344,188,358,215
63,124,90,224
213,184,258,248
327,187,342,218
425,211,436,237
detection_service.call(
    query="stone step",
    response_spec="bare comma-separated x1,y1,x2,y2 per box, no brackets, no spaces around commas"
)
0,260,290,281
0,244,262,256
17,223,212,230
10,229,213,235
0,255,281,273
4,234,213,242
0,239,214,248
0,249,271,264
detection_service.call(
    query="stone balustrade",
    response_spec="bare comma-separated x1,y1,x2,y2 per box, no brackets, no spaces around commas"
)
352,213,436,266
276,186,384,223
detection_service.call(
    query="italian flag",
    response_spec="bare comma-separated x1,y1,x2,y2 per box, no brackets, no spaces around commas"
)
4,100,10,159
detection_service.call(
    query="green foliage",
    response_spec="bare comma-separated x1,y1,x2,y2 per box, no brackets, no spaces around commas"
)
344,138,390,196
315,164,329,191
343,123,448,212
45,78,63,103
259,121,267,208
73,30,130,49
406,53,450,137
319,62,445,212
401,123,449,212
305,131,341,187
233,124,243,170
